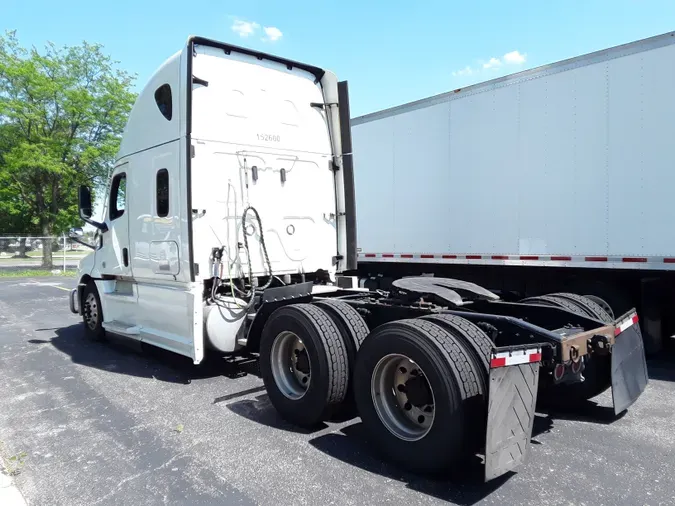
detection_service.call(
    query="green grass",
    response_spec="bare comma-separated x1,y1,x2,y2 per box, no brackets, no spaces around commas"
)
0,269,77,278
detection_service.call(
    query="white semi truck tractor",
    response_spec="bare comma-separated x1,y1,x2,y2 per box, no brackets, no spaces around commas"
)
68,36,648,481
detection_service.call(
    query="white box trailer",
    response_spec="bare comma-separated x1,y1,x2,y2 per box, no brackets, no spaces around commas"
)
350,30,675,354
67,35,648,483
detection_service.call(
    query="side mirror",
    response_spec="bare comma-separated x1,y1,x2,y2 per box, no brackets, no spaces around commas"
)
79,185,93,219
68,226,96,250
78,185,108,232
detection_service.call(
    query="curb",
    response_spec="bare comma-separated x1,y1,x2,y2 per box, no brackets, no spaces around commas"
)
0,472,27,506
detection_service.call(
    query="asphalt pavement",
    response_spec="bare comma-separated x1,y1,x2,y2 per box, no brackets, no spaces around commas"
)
1,277,674,506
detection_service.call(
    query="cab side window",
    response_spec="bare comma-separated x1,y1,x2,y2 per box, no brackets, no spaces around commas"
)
110,173,126,220
154,84,172,121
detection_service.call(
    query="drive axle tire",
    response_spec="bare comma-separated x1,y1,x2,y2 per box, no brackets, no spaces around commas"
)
259,304,349,428
548,292,613,323
82,281,106,341
313,300,369,353
582,294,615,320
420,314,491,397
313,299,368,417
354,318,484,475
519,294,588,317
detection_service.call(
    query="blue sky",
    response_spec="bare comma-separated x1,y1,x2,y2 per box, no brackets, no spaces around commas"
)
4,0,675,117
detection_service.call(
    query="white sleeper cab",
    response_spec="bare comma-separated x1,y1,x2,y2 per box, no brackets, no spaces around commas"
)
68,36,649,484
71,36,355,363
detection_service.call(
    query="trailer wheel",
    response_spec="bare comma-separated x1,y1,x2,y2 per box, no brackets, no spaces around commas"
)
313,299,369,417
259,304,349,427
354,319,483,475
547,292,613,323
82,281,105,341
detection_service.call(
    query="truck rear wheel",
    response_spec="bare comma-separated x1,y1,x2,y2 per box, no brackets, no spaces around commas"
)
259,304,349,428
312,299,368,364
548,292,613,323
581,294,615,320
313,299,368,417
354,318,484,475
519,294,588,317
420,314,491,397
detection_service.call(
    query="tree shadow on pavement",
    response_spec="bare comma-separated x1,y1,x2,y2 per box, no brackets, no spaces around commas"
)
36,323,257,385
307,422,511,506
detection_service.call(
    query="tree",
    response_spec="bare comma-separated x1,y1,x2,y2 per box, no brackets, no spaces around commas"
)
0,123,36,256
0,30,136,267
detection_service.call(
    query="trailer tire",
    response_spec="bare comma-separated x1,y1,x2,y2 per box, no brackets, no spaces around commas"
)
354,318,483,475
313,299,369,418
259,304,349,428
82,281,105,341
548,292,613,323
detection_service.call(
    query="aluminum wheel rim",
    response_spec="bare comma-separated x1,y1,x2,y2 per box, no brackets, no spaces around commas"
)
371,354,436,441
84,292,98,330
270,331,311,400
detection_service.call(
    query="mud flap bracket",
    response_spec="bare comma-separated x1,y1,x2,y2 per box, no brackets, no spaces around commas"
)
484,345,542,482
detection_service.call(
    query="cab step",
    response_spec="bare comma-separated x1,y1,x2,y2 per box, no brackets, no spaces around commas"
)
102,321,141,336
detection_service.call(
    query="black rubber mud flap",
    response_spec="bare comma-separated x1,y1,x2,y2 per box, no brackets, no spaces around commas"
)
611,310,649,415
484,346,542,482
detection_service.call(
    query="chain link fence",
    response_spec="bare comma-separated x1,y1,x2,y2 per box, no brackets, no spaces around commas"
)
0,235,92,273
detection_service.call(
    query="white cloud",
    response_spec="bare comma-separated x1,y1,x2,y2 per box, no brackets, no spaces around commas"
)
482,57,502,69
504,50,527,65
263,26,283,42
453,49,528,80
452,66,474,77
231,19,260,38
